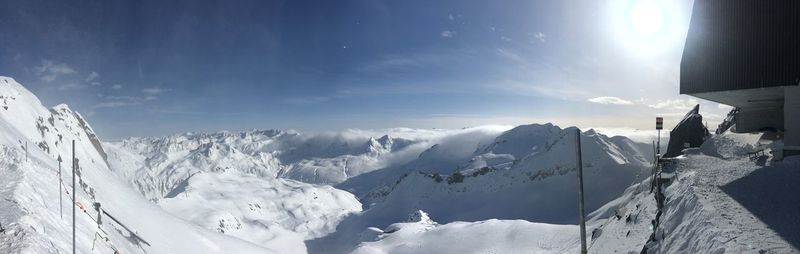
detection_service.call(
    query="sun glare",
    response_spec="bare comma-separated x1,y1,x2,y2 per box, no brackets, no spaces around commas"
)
608,0,686,57
631,0,663,36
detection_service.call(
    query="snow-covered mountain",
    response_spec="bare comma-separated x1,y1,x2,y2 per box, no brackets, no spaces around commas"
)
352,124,651,220
350,210,582,254
0,77,275,253
103,129,424,202
96,103,657,252
157,170,361,247
6,75,790,254
308,124,653,253
17,75,783,254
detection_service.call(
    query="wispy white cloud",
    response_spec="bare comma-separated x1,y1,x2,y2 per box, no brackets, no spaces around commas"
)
448,14,454,21
94,92,161,109
534,32,546,43
495,48,524,63
85,72,99,82
142,87,169,94
356,50,466,72
284,96,329,105
111,84,123,90
34,60,75,82
440,30,456,38
104,95,139,101
93,101,139,108
57,83,85,91
587,96,634,105
647,99,698,110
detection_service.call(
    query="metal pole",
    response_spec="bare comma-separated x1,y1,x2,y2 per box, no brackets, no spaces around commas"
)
59,160,63,219
657,130,661,155
651,141,657,192
72,140,76,254
575,128,587,254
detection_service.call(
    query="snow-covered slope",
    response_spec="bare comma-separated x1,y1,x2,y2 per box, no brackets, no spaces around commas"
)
351,210,581,254
581,131,800,254
103,124,518,252
0,77,275,253
328,130,800,254
310,124,653,253
357,124,651,225
647,132,799,253
8,74,792,254
102,121,373,250
102,118,653,253
159,170,361,245
104,130,421,201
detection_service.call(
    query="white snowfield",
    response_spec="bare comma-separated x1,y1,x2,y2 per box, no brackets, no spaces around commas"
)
366,125,651,227
0,77,273,254
2,76,796,254
103,125,510,201
158,170,362,245
350,210,581,254
646,132,800,253
308,124,653,253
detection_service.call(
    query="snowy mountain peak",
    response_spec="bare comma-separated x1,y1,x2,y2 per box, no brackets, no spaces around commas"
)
0,77,274,253
365,134,404,154
480,123,562,159
406,210,435,225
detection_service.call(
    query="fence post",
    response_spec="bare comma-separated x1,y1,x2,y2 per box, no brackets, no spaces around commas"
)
576,128,587,254
72,140,76,254
58,155,63,219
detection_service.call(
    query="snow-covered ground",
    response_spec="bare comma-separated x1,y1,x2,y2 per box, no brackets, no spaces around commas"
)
103,126,509,201
646,132,800,253
585,131,800,254
0,76,273,253
158,170,361,245
353,125,651,226
351,210,581,254
3,75,797,254
308,124,654,253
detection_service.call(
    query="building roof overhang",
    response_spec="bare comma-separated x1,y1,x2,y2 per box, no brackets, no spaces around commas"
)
680,0,800,95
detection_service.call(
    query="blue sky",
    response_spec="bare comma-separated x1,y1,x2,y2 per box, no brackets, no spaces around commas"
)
0,0,729,139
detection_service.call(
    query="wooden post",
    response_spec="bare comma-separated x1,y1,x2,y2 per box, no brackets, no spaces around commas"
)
575,128,587,254
72,140,76,254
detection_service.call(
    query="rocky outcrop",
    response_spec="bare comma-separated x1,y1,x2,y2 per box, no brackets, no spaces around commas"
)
664,104,710,158
716,107,739,134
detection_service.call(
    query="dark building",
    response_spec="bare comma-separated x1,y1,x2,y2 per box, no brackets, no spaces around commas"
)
680,0,800,156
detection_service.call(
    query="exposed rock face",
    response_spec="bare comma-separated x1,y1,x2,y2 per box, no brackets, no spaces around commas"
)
665,104,711,158
716,108,739,134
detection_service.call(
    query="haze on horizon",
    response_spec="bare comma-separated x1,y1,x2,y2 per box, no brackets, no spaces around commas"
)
0,0,729,139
